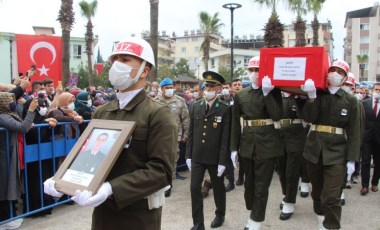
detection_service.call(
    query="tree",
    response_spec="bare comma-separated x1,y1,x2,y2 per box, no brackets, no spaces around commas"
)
255,0,284,47
357,54,368,82
289,0,307,47
218,66,245,83
79,0,98,87
157,65,173,81
307,0,325,46
149,0,159,82
96,47,104,63
57,0,75,87
172,58,195,78
199,11,224,71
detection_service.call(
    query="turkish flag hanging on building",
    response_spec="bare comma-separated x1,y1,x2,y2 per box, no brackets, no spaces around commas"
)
16,34,62,91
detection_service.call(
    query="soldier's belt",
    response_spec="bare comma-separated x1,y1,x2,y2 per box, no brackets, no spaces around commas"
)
279,119,302,127
310,124,344,135
244,119,274,127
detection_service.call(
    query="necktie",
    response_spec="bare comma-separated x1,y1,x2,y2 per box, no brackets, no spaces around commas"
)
374,99,379,117
206,104,209,114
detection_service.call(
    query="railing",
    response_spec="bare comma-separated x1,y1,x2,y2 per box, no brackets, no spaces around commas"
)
0,120,187,225
0,121,88,225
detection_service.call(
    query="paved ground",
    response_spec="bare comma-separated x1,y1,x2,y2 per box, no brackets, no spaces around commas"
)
18,170,380,230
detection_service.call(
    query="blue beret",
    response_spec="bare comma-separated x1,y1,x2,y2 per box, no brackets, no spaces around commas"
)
160,78,173,87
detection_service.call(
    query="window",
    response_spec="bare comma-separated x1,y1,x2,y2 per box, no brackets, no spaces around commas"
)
360,36,369,44
360,23,369,30
194,46,200,52
73,44,82,59
244,56,250,66
181,47,186,53
192,37,198,42
360,50,369,56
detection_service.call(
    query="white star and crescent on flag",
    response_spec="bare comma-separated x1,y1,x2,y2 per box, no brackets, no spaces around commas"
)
30,41,57,77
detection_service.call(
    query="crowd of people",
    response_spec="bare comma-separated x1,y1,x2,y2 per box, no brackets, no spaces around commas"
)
0,36,378,230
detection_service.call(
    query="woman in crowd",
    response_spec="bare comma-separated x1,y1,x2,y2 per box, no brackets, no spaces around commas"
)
47,92,83,139
0,92,38,229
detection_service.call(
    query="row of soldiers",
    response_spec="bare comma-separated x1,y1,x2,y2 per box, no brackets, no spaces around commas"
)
184,57,360,230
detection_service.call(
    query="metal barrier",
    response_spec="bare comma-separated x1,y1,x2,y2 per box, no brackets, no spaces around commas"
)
0,121,88,225
0,119,186,225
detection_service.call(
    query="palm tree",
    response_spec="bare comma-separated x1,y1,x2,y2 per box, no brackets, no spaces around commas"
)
307,0,325,46
149,0,159,82
288,0,307,47
79,0,98,87
357,54,368,82
57,0,75,87
199,11,224,71
255,0,284,47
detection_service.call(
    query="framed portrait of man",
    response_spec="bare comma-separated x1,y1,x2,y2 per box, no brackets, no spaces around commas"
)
53,119,136,196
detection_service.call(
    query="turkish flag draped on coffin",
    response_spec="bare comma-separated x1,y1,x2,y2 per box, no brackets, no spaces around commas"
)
16,34,62,91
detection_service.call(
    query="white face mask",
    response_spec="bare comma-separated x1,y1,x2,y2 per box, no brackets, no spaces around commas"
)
249,72,259,85
164,88,174,98
373,92,380,100
355,93,364,100
204,90,216,101
341,86,353,94
109,61,142,90
222,89,230,96
327,72,344,87
87,100,92,108
193,92,200,99
38,107,48,116
67,103,75,111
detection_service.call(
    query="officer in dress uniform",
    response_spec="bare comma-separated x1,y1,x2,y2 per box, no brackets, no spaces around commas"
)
186,71,231,230
230,56,283,230
301,60,360,230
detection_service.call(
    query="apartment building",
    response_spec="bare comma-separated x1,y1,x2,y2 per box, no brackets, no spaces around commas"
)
283,21,334,59
344,2,380,82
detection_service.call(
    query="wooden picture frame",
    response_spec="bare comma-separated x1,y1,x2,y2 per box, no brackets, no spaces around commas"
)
54,119,136,196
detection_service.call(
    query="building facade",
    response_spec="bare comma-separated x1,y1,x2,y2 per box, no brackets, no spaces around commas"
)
283,21,334,60
344,3,380,82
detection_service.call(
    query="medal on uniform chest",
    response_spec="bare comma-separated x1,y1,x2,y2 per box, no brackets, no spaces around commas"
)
213,116,222,128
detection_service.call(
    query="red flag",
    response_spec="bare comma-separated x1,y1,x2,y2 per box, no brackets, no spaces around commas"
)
16,34,62,91
94,63,104,77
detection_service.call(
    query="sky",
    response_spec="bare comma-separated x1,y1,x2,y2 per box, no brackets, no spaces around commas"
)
0,0,378,61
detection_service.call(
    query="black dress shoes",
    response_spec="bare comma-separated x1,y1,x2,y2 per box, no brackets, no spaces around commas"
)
210,215,225,228
300,191,309,198
190,223,205,230
165,188,171,197
279,212,293,220
236,177,244,186
225,182,235,192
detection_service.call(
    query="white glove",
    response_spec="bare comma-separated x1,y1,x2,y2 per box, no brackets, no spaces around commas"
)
261,76,274,96
71,182,112,207
217,165,226,177
231,151,238,168
301,79,317,99
147,185,170,210
43,178,64,198
186,159,192,171
347,161,355,177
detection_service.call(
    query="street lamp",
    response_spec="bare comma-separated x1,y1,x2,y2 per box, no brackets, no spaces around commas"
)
223,3,242,81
